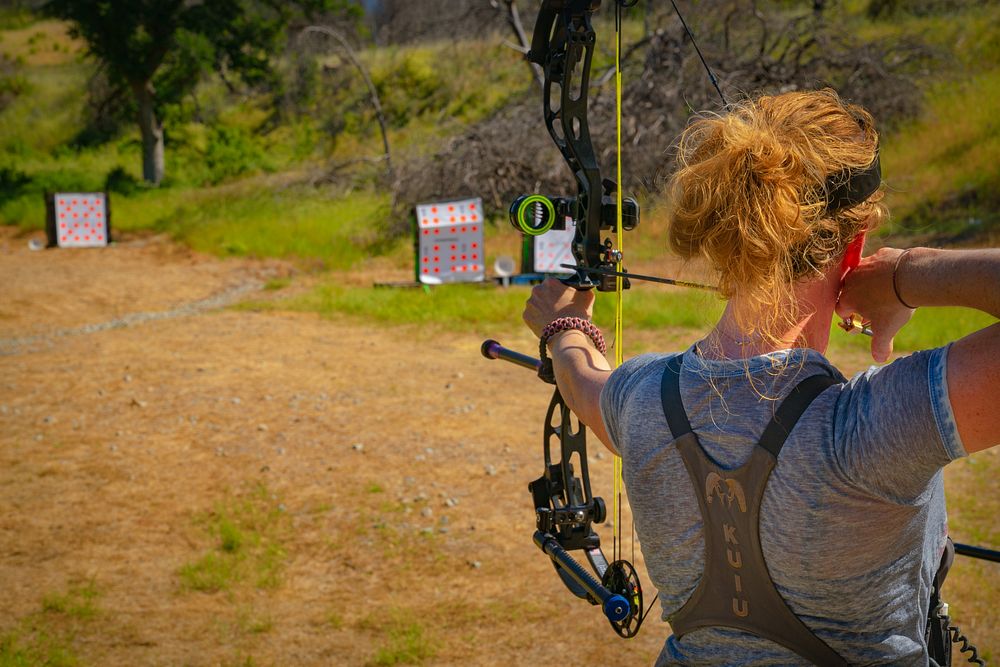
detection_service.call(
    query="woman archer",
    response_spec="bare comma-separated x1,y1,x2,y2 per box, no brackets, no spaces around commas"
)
522,89,999,666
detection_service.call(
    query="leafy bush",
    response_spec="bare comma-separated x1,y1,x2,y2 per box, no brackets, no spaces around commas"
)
203,125,264,184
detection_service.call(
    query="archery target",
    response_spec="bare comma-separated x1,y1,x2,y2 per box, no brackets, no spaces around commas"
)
532,217,575,274
416,198,485,284
53,193,109,248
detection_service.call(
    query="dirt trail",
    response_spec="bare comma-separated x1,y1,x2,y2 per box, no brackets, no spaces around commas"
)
0,227,995,666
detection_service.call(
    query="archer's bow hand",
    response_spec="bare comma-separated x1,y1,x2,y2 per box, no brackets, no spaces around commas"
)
523,278,596,338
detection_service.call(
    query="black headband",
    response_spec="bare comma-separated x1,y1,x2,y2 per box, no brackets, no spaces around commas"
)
824,150,881,213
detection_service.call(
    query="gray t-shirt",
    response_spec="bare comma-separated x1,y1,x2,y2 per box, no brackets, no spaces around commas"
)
600,344,966,666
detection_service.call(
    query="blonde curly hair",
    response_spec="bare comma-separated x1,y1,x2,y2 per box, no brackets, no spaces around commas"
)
666,88,887,339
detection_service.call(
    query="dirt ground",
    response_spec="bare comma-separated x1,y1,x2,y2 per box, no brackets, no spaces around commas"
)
1,227,996,666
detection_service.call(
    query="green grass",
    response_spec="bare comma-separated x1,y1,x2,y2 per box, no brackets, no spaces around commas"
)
40,581,100,621
178,483,289,593
881,69,1000,239
364,610,436,667
240,280,725,337
0,581,102,667
855,2,1000,242
148,187,392,269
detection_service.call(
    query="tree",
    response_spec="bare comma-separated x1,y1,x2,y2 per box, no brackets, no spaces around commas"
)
44,0,359,185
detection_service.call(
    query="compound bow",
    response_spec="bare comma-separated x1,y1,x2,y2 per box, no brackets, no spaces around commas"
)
483,0,646,639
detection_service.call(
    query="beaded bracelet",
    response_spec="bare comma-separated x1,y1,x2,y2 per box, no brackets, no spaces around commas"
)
537,317,607,383
541,317,607,355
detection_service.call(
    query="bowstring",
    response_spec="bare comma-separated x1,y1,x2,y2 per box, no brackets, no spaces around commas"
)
613,0,626,567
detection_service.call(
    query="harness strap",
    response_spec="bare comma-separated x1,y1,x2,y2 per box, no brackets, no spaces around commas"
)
660,353,847,666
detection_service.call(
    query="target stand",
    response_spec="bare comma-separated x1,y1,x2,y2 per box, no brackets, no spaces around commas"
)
45,192,111,248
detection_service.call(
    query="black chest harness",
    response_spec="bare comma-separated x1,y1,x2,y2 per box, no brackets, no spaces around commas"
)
660,353,847,666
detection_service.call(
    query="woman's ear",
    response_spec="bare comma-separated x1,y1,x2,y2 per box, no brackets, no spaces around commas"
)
840,231,867,282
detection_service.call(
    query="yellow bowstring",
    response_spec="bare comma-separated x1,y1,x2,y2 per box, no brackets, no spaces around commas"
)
613,4,625,565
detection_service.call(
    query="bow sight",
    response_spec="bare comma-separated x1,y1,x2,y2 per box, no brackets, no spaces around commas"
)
507,0,640,293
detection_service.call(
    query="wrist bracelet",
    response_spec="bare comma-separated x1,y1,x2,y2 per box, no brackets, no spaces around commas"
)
537,317,606,383
892,248,917,309
540,317,607,355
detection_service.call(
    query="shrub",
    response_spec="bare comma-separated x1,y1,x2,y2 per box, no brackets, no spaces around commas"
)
203,125,264,184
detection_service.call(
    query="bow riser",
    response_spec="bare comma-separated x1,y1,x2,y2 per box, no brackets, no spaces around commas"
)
516,0,639,291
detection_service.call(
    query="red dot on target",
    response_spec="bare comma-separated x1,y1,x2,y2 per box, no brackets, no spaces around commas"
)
460,216,466,222
470,203,476,210
448,205,454,212
461,227,467,232
471,243,478,249
431,207,438,213
471,215,478,221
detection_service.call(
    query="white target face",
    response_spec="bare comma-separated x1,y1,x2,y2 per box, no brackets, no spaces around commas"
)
54,193,108,248
533,217,576,274
415,198,485,284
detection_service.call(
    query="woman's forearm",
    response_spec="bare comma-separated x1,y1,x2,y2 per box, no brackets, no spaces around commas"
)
548,329,616,451
901,248,1000,317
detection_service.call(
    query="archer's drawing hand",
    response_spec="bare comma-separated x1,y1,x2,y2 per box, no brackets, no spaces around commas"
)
836,247,916,363
523,278,595,338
